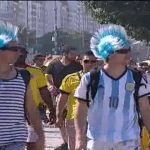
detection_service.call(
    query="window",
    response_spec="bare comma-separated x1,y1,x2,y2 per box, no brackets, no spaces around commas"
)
31,17,36,22
31,11,36,16
32,5,36,10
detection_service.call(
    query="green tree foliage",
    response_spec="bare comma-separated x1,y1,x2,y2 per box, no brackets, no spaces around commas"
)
18,26,36,47
83,1,150,43
36,30,91,55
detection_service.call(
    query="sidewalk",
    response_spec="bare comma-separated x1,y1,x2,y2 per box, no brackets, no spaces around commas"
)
44,125,63,150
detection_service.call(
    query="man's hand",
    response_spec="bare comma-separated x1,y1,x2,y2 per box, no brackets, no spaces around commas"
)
36,138,45,150
48,86,59,97
49,110,56,125
75,136,86,150
55,115,63,128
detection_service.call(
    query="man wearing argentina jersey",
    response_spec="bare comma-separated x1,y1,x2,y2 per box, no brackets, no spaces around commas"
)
74,25,150,150
0,22,44,150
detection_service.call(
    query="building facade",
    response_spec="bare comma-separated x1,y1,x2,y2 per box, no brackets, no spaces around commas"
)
27,1,48,37
0,1,100,37
46,1,100,34
0,1,48,38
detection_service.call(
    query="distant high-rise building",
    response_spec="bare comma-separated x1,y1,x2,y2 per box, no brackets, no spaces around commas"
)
46,1,100,34
0,1,99,37
0,1,48,38
27,1,48,37
0,1,16,23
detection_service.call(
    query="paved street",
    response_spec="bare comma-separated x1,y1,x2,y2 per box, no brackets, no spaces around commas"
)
44,125,63,150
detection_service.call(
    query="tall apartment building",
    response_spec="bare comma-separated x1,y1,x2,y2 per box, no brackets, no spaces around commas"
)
0,1,100,37
27,1,48,37
46,1,100,34
0,1,48,38
0,1,17,23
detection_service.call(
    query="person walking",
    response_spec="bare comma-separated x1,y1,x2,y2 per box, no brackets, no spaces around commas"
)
0,22,44,150
33,54,47,73
56,51,98,150
46,46,82,150
15,47,55,150
74,24,150,150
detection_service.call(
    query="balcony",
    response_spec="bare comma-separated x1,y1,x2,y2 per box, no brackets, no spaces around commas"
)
12,1,19,4
11,1,19,7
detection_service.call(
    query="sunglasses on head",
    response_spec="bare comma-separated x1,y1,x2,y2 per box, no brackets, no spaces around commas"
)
1,46,19,51
116,49,131,54
83,60,97,64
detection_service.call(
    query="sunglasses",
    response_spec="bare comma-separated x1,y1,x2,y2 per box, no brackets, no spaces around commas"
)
83,60,97,64
116,49,131,54
1,46,19,51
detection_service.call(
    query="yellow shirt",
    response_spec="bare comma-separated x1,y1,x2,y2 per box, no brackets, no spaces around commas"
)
59,71,83,120
141,127,150,150
26,66,47,107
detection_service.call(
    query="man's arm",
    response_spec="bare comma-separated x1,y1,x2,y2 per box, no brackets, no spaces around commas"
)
25,84,44,150
39,86,56,124
37,68,56,124
45,74,53,87
74,73,90,150
139,96,150,134
45,74,59,96
75,99,88,138
138,74,150,134
56,93,68,127
39,86,55,111
75,99,88,150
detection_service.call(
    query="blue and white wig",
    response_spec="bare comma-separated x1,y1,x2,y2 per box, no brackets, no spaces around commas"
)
90,24,135,60
0,21,18,49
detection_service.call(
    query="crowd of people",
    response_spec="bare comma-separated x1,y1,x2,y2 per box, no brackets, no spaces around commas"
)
0,22,150,150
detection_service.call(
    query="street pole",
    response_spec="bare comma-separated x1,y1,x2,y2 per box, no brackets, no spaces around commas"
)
54,1,57,54
26,1,29,47
137,43,140,63
147,42,149,59
81,3,85,49
14,8,17,25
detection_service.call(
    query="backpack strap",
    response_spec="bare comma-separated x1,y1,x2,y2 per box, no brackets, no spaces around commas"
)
131,69,143,137
86,67,101,107
77,71,82,81
17,68,31,124
18,69,31,88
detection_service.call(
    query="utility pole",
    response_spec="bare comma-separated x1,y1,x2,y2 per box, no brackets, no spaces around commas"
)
14,8,18,25
12,1,19,25
147,42,150,59
54,0,58,54
43,2,46,34
26,1,29,47
81,3,85,49
137,43,140,63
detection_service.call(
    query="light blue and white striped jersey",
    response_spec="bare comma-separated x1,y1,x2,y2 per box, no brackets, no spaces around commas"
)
74,69,150,143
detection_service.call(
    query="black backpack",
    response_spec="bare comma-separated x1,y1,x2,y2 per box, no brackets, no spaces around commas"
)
17,68,31,123
86,67,147,136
